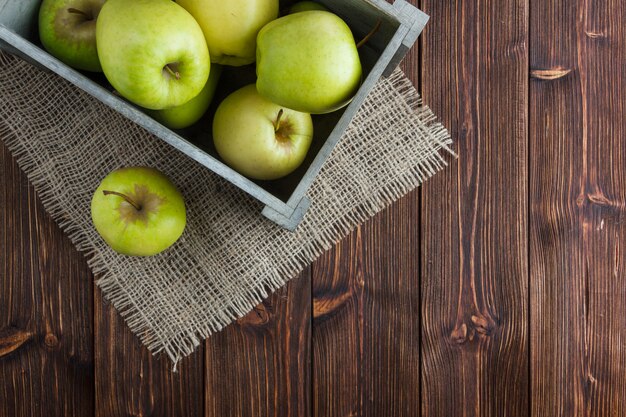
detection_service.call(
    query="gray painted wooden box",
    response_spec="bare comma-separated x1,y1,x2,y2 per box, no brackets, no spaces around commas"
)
0,0,428,230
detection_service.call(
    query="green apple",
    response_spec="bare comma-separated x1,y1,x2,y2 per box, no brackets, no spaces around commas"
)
96,0,210,110
150,65,222,130
256,11,362,114
288,1,329,13
91,167,186,256
38,0,105,72
213,85,313,180
176,0,278,66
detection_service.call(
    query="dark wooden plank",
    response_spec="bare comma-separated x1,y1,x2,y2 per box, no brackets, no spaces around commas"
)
0,142,95,417
312,229,361,417
529,0,626,415
311,36,422,415
310,4,428,415
94,286,204,417
312,192,421,417
420,0,529,415
204,271,311,417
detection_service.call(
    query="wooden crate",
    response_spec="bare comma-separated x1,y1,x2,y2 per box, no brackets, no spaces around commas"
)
0,0,428,230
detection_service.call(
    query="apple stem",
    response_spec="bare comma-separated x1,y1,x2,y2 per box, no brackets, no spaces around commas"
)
274,109,285,132
102,190,142,211
164,64,181,80
67,8,90,19
356,20,382,49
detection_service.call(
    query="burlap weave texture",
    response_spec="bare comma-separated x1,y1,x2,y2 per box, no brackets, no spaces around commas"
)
0,51,452,366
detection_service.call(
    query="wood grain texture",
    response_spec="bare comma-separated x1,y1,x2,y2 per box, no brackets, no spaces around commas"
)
0,142,94,417
94,286,204,417
529,0,626,415
205,272,311,417
312,194,422,417
420,0,529,415
312,28,422,404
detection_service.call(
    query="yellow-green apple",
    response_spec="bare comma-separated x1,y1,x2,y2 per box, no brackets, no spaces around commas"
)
91,167,186,256
38,0,105,72
213,85,313,180
176,0,278,66
288,1,328,13
256,11,362,114
96,0,210,110
150,65,222,130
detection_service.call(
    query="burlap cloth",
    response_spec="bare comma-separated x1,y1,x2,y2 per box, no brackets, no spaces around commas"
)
0,51,452,367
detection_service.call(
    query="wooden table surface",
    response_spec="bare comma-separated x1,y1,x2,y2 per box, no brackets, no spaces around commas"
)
2,0,625,415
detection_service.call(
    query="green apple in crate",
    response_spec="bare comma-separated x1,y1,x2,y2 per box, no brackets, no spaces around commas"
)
96,0,210,110
91,167,186,257
256,11,362,114
288,1,329,13
176,0,278,66
150,64,222,130
38,0,105,72
213,85,313,181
